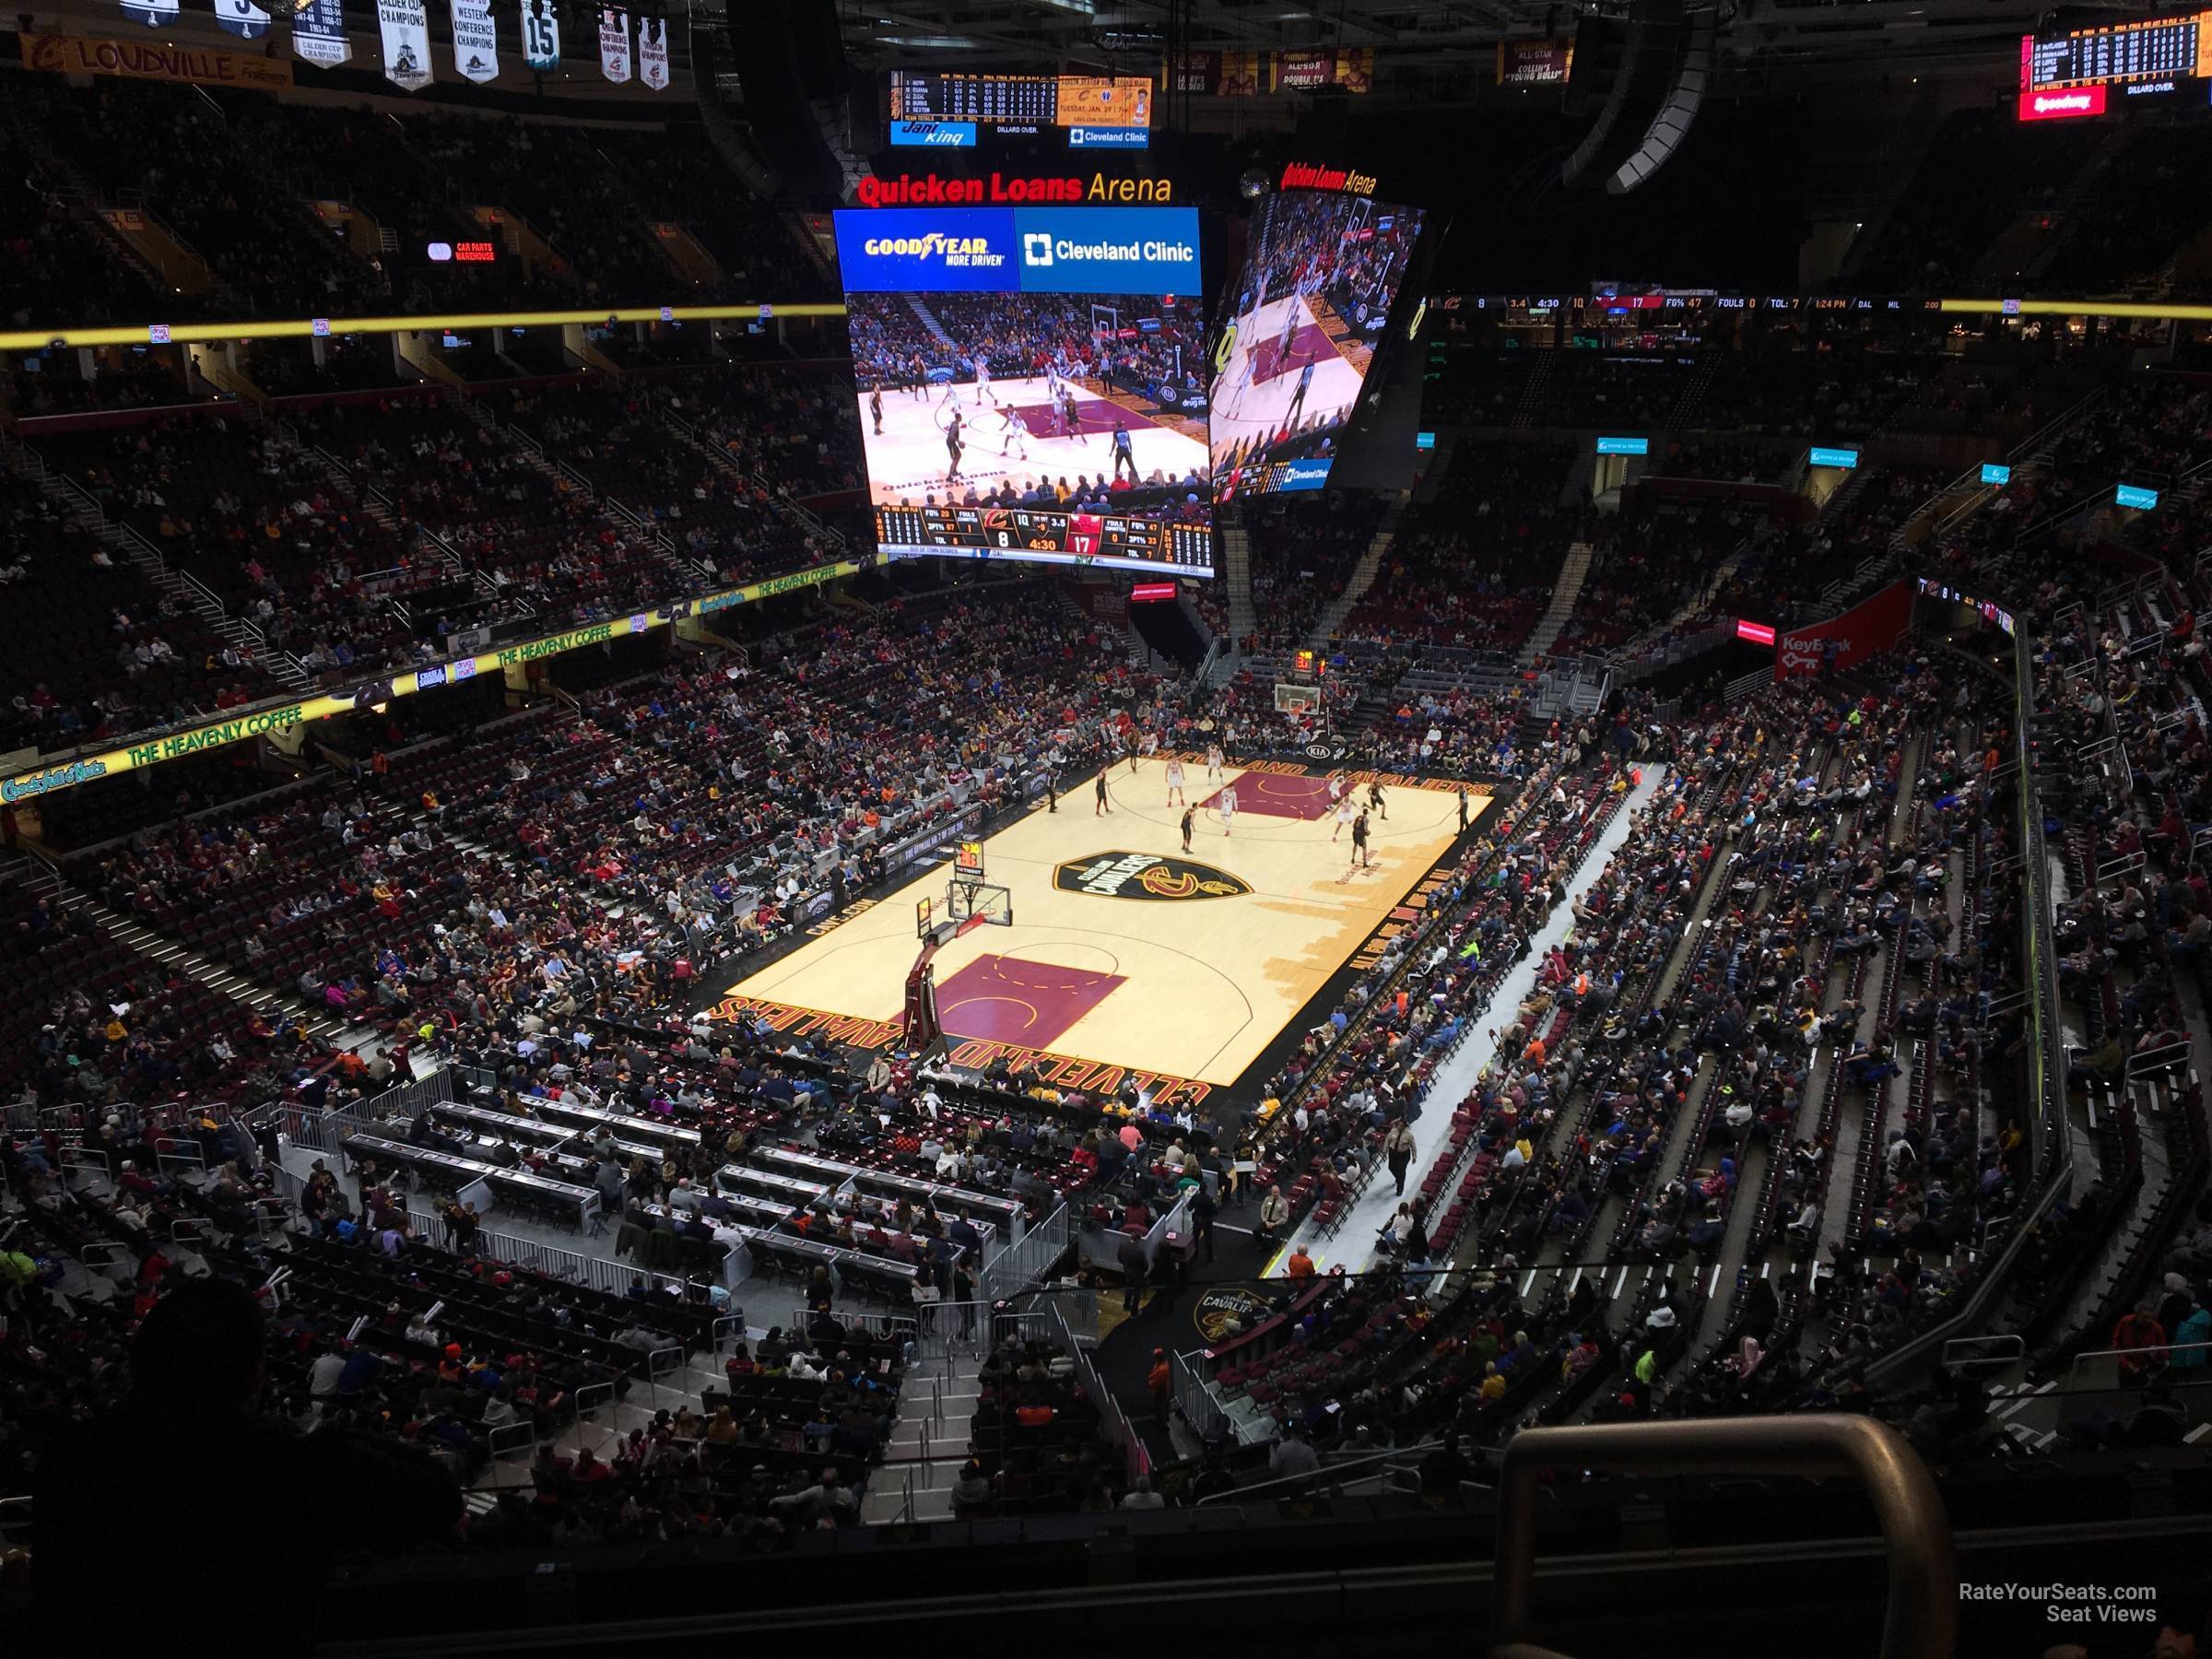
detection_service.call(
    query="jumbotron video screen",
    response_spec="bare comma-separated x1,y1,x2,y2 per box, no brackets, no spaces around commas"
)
833,204,1213,576
1210,180,1429,498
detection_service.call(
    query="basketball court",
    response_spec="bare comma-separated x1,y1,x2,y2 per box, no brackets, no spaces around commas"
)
714,759,1495,1100
858,373,1209,506
1209,293,1371,475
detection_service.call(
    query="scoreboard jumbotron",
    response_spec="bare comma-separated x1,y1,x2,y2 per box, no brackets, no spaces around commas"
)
876,504,1212,575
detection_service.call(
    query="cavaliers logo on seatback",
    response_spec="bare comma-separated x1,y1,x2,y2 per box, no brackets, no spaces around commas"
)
1053,852,1251,901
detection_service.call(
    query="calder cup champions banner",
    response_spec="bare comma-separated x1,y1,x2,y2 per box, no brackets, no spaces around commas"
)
378,0,432,88
598,7,630,81
521,0,559,70
638,14,669,88
450,0,499,82
291,0,351,66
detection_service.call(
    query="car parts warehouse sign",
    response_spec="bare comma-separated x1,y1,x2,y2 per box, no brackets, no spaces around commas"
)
1,555,882,805
833,205,1199,294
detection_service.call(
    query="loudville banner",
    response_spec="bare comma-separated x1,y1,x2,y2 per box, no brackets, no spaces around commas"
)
450,0,500,82
27,29,292,88
1775,579,1914,681
597,6,630,81
291,0,351,66
377,0,432,88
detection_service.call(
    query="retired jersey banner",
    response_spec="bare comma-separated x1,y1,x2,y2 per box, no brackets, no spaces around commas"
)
118,0,178,28
214,0,271,39
521,0,559,70
377,0,431,88
598,6,630,81
450,0,499,81
638,14,669,88
26,29,293,88
291,0,351,66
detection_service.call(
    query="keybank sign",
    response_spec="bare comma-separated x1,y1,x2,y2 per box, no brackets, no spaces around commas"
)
835,206,1201,296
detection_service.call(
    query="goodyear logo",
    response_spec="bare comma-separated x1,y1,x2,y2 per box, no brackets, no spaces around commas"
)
861,232,999,261
1053,852,1251,901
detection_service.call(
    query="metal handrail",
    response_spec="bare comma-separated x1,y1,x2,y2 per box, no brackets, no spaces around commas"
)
1491,1416,1955,1659
1192,1441,1431,1507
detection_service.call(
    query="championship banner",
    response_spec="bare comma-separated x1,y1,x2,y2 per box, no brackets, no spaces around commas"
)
291,0,351,66
638,14,669,88
598,7,630,81
214,0,271,40
1497,39,1573,84
1775,579,1913,680
521,0,559,70
377,0,432,88
25,29,293,88
118,0,179,29
450,0,499,82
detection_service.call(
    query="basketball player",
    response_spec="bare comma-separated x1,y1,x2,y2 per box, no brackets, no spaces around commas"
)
1274,297,1300,372
1367,781,1388,821
908,351,926,397
1284,359,1316,432
1349,808,1371,870
1218,783,1238,838
1164,755,1185,806
995,403,1030,461
1333,787,1356,844
1180,805,1194,852
944,408,964,485
1045,353,1065,406
1110,418,1138,485
972,352,994,406
1060,384,1084,441
869,385,884,435
1125,729,1141,774
1206,742,1224,783
1140,730,1159,761
1095,772,1111,816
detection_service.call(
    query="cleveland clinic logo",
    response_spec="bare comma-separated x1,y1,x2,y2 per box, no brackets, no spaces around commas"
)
1022,231,1053,267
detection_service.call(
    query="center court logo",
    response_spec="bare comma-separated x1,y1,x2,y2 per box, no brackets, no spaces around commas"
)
1053,852,1252,901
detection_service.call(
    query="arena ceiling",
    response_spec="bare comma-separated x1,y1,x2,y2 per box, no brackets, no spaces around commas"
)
839,0,2064,85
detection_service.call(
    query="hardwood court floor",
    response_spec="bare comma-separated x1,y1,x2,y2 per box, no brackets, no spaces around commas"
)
721,759,1490,1090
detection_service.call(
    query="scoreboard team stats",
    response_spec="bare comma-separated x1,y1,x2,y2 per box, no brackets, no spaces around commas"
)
2018,11,2212,113
876,505,1212,572
888,71,1153,129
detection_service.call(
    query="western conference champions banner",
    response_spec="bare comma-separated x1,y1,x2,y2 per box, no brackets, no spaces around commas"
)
377,0,432,88
598,6,630,81
291,0,350,66
118,0,179,28
521,0,559,70
214,0,270,39
638,15,668,88
450,0,499,82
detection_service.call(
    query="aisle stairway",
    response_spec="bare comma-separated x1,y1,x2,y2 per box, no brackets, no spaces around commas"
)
861,1353,982,1523
1304,496,1408,647
1519,542,1594,665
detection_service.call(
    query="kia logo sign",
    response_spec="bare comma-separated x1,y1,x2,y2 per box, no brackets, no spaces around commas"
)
2017,86,2105,121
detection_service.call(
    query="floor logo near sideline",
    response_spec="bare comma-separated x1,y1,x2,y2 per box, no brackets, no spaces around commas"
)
1053,852,1252,901
1194,1286,1277,1344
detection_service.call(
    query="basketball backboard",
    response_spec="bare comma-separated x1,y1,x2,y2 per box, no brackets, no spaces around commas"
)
947,877,1013,931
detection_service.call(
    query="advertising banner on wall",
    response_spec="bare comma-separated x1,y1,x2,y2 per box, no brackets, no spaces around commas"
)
1774,579,1913,680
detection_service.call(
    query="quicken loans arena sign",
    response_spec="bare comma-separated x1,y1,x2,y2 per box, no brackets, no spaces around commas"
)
1,555,880,806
